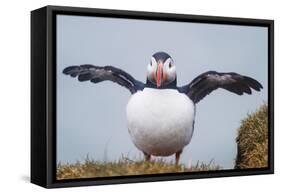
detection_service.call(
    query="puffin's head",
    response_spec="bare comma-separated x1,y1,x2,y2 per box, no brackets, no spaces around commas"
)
147,51,176,88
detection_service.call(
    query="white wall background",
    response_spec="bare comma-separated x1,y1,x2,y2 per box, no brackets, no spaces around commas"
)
0,0,279,193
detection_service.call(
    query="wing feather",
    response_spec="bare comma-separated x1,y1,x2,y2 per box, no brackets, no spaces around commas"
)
179,71,263,103
63,64,144,94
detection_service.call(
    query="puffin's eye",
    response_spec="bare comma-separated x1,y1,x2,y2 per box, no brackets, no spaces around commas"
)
169,62,172,68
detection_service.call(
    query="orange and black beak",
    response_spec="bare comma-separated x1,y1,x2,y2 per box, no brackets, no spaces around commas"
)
155,63,163,88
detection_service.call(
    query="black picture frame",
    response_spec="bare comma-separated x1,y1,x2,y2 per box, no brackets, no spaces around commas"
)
31,5,274,188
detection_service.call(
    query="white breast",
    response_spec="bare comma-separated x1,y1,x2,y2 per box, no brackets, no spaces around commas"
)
126,88,195,156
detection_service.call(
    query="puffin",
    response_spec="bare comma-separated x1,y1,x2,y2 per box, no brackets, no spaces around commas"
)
63,51,263,165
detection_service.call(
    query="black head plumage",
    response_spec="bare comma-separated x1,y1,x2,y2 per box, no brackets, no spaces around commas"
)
152,51,172,63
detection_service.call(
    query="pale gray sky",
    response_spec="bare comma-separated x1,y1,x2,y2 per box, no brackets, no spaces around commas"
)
56,15,268,169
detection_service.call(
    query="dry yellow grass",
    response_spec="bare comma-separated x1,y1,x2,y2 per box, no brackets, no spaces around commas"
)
57,157,220,180
235,104,268,169
57,104,268,180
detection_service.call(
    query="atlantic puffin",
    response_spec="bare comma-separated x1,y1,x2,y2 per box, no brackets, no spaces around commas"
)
63,51,262,165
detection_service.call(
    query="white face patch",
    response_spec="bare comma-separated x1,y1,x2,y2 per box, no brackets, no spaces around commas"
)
147,56,177,86
147,57,157,83
163,58,176,85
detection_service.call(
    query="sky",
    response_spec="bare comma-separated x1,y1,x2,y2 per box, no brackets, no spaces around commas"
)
56,15,268,169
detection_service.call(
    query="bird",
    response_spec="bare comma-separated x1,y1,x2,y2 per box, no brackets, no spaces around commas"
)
63,51,263,165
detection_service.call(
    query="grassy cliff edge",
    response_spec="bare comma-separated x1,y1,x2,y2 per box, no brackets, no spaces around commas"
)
57,158,219,180
56,104,268,180
235,104,268,169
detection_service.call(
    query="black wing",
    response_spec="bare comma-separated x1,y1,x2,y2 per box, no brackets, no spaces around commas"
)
179,71,263,104
63,64,144,94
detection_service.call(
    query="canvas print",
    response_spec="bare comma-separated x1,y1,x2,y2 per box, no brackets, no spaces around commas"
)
56,15,268,180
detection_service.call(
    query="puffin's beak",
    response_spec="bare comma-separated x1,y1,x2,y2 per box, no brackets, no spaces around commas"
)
156,63,163,88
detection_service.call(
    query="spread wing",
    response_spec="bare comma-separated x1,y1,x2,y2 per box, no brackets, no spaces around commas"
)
63,64,144,94
179,71,263,104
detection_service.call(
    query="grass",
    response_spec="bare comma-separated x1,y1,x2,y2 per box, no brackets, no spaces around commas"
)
235,104,268,169
57,104,268,180
57,157,220,180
